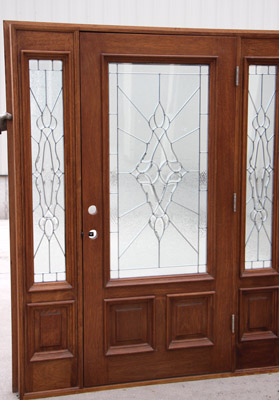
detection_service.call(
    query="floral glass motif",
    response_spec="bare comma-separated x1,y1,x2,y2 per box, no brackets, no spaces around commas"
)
109,63,209,279
29,59,66,282
245,65,277,270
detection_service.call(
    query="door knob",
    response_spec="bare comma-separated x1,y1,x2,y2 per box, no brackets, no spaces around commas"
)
88,205,97,215
88,229,98,239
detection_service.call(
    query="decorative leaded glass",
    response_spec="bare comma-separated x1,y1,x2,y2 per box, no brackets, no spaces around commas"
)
29,59,66,282
109,63,209,279
245,65,277,270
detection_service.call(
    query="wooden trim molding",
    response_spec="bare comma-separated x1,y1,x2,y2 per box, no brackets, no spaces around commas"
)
6,19,279,38
22,367,279,400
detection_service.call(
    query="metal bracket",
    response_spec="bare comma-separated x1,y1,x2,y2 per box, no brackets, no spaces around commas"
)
233,193,237,213
235,66,239,86
232,314,235,334
0,112,12,134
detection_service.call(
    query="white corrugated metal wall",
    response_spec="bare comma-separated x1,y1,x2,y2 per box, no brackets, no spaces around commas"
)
1,0,279,217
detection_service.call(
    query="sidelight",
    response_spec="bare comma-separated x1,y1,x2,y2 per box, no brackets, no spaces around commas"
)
245,65,277,270
29,59,66,282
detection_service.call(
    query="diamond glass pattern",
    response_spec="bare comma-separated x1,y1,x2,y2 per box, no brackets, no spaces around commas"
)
109,63,209,279
29,59,66,282
245,65,277,270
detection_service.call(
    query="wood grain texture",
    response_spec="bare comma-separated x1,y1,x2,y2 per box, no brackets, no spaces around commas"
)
73,29,84,391
239,288,278,342
3,20,18,393
105,296,155,355
20,366,279,399
27,301,75,362
167,292,214,350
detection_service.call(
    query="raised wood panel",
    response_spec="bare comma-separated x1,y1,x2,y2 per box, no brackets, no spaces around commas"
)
167,292,214,350
239,288,278,342
105,297,155,355
27,301,75,362
31,359,76,392
38,311,63,348
236,340,278,369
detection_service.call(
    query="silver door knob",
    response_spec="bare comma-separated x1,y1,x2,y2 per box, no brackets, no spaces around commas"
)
88,229,98,239
88,205,97,215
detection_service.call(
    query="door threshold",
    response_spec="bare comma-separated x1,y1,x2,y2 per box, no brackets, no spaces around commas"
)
23,366,279,399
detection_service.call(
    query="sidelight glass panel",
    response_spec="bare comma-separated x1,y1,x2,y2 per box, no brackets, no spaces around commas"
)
109,63,209,279
245,65,277,270
29,59,66,282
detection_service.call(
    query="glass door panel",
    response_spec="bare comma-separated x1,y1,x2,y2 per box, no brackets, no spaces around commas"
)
109,63,209,279
29,59,66,282
245,65,277,270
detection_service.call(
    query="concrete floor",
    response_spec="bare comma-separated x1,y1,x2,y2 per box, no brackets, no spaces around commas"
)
1,219,279,400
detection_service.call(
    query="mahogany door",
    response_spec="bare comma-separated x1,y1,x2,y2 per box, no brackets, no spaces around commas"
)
80,32,237,386
236,38,279,369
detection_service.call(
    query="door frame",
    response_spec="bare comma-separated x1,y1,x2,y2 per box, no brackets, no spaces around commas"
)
4,20,279,400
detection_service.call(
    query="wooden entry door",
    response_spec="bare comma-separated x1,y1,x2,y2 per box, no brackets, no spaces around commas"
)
80,32,237,386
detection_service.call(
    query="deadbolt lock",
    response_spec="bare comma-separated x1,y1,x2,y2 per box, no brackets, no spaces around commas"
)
88,229,98,240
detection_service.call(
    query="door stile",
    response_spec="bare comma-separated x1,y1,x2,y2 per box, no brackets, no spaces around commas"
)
4,21,19,395
73,30,84,391
3,22,14,392
273,70,279,270
232,35,243,372
80,32,107,386
4,22,27,398
209,36,237,372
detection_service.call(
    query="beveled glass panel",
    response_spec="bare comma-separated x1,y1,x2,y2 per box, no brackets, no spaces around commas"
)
29,59,66,282
245,65,277,270
109,63,209,279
